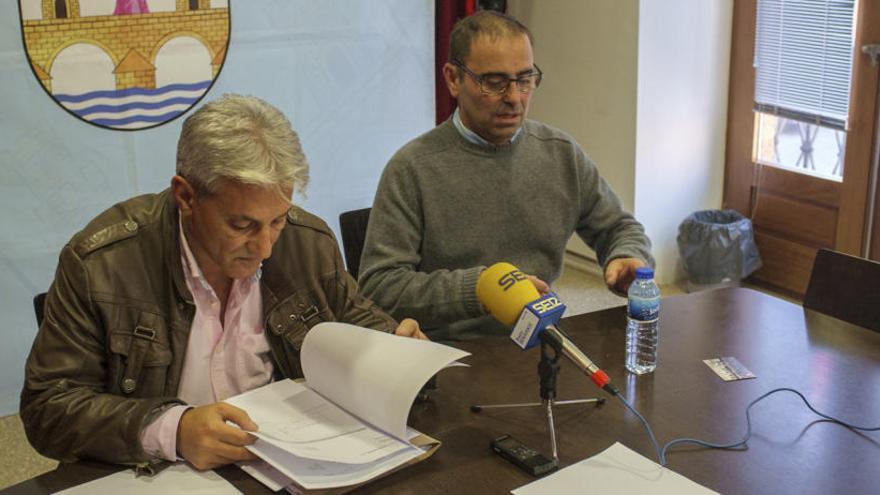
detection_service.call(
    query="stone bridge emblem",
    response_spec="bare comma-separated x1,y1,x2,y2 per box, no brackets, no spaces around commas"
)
18,0,230,130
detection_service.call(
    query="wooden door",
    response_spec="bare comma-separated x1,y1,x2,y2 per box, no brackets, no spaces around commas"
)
724,0,880,296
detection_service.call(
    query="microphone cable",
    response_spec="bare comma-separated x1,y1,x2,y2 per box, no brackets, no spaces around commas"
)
613,386,880,467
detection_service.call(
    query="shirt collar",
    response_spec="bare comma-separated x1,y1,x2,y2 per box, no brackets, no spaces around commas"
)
452,107,524,146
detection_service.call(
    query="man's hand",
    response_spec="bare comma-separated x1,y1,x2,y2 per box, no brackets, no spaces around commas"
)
177,403,259,470
604,258,647,296
394,318,429,340
527,275,551,296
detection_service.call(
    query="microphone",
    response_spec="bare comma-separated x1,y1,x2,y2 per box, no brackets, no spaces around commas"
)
477,262,619,395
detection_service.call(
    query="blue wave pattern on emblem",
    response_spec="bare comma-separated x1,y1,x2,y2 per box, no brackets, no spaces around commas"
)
54,81,212,129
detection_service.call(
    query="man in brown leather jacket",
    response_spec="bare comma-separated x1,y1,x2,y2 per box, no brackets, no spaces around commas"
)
20,94,426,471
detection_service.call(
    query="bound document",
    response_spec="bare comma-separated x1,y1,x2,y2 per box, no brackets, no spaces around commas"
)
225,322,470,494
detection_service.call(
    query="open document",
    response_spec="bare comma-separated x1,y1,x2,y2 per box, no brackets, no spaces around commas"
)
225,322,470,493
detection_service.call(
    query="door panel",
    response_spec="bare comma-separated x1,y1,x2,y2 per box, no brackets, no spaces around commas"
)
751,191,838,248
751,232,818,294
754,165,840,208
836,0,880,253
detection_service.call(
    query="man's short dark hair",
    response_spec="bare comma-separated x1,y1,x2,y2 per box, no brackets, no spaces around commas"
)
448,10,533,69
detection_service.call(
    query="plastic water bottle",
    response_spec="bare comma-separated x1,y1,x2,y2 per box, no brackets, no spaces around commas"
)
626,266,659,374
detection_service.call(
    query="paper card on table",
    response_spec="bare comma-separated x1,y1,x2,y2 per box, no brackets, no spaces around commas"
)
703,356,756,381
512,442,718,495
53,463,240,494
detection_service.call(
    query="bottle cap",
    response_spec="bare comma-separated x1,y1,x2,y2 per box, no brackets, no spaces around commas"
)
635,266,654,279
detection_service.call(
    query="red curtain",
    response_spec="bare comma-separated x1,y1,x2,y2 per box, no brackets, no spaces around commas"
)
435,0,475,124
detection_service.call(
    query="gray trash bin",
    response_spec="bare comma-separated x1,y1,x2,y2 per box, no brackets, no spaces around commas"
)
676,209,762,292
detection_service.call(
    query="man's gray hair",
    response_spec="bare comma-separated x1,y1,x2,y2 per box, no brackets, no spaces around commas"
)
176,94,309,195
449,10,533,67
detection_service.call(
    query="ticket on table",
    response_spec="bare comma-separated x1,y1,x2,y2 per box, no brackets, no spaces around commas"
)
703,356,756,381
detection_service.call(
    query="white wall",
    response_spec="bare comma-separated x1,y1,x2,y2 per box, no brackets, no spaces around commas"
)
509,0,731,283
507,0,639,210
634,0,732,282
0,1,435,416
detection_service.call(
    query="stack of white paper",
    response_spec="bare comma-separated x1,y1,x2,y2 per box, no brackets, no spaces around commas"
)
226,322,470,492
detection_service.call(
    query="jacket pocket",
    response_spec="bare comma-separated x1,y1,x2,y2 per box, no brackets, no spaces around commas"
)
266,290,334,350
108,312,172,397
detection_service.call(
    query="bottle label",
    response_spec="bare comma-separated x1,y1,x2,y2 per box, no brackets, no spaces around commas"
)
628,296,659,321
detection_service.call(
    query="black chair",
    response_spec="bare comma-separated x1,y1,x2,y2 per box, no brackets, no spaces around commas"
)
33,292,47,327
338,207,371,278
803,248,880,332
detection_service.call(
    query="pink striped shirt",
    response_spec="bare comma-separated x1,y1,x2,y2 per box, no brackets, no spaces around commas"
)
140,220,274,460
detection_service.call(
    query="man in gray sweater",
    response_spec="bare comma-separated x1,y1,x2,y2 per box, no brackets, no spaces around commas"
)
359,11,653,340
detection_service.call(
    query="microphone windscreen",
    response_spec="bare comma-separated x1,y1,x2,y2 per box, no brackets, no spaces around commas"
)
476,262,540,326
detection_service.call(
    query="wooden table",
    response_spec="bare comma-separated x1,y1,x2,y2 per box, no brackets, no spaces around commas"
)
5,288,879,494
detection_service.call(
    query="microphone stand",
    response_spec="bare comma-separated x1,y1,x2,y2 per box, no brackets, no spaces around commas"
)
470,331,605,463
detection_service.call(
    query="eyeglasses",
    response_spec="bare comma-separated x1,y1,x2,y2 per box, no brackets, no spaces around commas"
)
453,59,543,96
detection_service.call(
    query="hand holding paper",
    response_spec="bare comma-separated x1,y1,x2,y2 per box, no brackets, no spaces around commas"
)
177,402,260,470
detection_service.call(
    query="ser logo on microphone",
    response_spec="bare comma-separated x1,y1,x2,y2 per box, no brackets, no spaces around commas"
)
530,296,562,314
498,269,527,291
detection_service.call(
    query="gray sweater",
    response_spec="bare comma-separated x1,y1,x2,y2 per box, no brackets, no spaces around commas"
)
359,118,653,340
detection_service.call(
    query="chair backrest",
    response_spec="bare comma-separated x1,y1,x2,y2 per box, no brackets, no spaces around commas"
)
803,248,880,332
338,207,372,278
34,292,47,327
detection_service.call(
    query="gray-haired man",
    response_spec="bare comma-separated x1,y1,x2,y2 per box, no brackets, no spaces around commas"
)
22,94,425,470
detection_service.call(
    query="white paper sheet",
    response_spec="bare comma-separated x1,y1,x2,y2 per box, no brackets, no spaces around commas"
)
301,322,471,440
53,463,240,494
248,433,424,490
512,442,718,495
238,459,290,493
241,427,427,492
226,380,415,464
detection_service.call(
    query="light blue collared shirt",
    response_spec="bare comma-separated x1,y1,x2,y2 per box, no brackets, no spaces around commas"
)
452,108,523,146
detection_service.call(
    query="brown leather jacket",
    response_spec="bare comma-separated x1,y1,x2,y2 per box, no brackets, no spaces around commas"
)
20,189,396,464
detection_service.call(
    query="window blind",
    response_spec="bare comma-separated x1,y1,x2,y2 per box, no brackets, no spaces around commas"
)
754,0,856,130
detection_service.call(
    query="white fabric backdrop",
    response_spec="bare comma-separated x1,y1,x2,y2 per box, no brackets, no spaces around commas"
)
0,0,435,415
